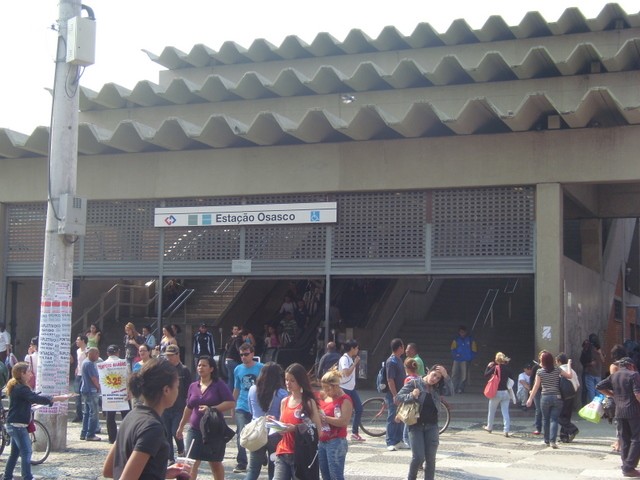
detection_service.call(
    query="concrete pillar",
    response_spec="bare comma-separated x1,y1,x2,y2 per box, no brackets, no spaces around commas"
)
0,203,6,320
535,183,564,355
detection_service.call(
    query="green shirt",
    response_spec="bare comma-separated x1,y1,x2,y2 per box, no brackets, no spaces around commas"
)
413,354,426,376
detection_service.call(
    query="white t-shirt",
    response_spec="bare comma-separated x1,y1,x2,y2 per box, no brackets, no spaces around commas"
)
559,364,580,391
517,372,530,394
339,353,356,390
0,331,10,352
76,348,87,376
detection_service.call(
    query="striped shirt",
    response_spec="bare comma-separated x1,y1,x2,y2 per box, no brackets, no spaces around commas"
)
537,366,561,396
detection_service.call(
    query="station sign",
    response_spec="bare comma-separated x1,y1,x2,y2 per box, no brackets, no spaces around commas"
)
154,202,337,227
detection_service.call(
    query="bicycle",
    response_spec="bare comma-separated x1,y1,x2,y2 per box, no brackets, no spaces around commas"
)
359,396,451,437
0,402,51,465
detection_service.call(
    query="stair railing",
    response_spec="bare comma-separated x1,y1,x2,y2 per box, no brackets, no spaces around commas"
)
371,279,436,358
73,283,156,335
471,288,500,331
163,288,195,320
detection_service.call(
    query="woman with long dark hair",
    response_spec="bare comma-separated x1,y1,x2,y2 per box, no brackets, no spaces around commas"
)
176,356,235,480
3,362,71,480
245,362,288,480
396,365,452,480
271,363,322,480
526,351,573,448
103,358,188,480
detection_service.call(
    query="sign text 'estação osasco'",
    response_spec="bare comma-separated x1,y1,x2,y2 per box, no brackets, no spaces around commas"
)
154,202,337,227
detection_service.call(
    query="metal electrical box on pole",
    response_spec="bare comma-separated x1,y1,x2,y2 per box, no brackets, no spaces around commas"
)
37,0,94,450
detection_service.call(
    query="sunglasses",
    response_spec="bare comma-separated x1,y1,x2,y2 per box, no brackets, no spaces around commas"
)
240,352,252,357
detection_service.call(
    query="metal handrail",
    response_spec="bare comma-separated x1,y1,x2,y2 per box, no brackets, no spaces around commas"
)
471,289,500,332
163,288,195,320
214,278,234,294
371,279,435,358
73,283,154,334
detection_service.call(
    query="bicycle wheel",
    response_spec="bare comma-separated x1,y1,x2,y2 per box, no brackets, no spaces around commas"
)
359,397,386,437
0,423,9,456
438,399,451,434
30,420,51,465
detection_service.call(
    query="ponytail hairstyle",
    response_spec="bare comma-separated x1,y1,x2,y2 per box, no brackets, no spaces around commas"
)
285,363,317,417
128,358,178,407
6,362,29,395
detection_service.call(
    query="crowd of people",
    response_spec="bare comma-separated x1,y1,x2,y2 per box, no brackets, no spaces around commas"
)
4,317,640,479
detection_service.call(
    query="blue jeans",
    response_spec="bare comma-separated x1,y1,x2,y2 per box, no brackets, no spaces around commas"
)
385,392,402,446
407,423,439,480
81,391,100,438
451,360,469,393
5,424,33,480
245,443,273,480
318,437,348,480
486,390,511,433
73,375,83,420
533,390,542,431
583,374,601,403
273,453,296,480
226,360,238,392
540,394,563,444
235,410,252,468
342,388,362,435
163,407,184,462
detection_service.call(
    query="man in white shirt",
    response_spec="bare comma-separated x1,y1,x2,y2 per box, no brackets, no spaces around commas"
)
73,335,88,422
340,339,365,442
0,322,10,363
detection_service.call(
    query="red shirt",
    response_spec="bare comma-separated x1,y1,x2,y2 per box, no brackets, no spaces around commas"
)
276,396,303,455
318,393,350,442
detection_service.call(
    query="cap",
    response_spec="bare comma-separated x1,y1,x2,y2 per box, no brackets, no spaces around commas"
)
107,344,119,355
164,344,180,355
199,323,208,328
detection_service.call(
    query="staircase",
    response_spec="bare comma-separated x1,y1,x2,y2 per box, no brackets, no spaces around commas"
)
182,278,246,322
396,277,535,393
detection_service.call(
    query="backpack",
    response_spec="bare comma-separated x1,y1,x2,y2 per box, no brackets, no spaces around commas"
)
376,361,389,393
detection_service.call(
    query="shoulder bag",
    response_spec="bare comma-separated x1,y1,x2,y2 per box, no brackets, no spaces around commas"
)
395,381,420,425
483,364,501,399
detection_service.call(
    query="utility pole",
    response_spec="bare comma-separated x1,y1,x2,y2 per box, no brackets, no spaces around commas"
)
37,0,92,450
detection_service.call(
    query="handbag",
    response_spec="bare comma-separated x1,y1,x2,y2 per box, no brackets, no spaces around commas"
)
240,415,268,452
578,394,604,423
483,364,501,399
27,420,36,433
395,380,420,425
396,401,420,425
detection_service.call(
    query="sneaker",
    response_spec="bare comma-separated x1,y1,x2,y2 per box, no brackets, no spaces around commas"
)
233,466,247,473
541,441,549,446
395,442,410,450
482,426,492,433
85,436,101,442
551,442,558,449
351,433,366,442
568,430,578,443
623,469,640,477
387,445,397,451
532,430,541,435
79,436,86,441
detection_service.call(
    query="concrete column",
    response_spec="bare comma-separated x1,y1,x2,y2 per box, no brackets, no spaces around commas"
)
0,203,6,319
535,183,564,355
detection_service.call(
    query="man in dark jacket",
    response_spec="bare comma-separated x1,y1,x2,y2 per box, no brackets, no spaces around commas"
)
316,341,340,379
597,357,640,477
162,345,192,463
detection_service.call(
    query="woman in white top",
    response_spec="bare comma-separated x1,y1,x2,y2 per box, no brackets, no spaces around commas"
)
339,339,365,442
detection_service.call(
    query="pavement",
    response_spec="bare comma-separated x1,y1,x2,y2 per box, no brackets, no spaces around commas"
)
0,391,630,479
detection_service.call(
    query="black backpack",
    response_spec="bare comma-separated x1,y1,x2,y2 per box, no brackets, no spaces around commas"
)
376,361,389,393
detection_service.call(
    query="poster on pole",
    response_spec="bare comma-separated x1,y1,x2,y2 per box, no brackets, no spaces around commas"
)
97,359,130,411
37,281,73,415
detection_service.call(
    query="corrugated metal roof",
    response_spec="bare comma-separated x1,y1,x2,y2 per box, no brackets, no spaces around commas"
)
1,3,640,159
75,37,640,111
145,4,639,69
2,85,639,158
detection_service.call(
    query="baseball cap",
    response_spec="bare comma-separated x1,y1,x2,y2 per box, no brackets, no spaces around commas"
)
164,345,180,355
107,344,119,355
